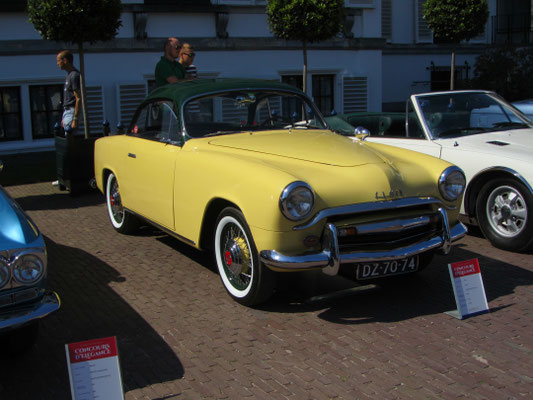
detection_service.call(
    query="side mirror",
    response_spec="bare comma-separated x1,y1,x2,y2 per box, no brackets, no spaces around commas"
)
354,126,370,140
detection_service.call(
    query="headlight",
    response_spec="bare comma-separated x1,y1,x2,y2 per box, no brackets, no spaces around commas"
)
439,166,466,202
280,181,315,221
0,258,10,289
12,253,45,285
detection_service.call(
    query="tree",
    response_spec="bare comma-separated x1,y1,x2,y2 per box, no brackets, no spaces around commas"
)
471,47,533,101
266,0,345,95
423,0,488,90
28,0,122,138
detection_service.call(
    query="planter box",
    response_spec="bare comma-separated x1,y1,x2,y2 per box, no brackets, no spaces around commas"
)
55,134,102,195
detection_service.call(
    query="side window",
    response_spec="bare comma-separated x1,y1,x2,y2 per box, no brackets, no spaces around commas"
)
129,100,180,144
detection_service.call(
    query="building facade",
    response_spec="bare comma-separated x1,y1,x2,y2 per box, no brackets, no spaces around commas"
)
0,0,531,154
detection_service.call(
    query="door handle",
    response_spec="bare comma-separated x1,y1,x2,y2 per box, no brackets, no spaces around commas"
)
128,153,136,158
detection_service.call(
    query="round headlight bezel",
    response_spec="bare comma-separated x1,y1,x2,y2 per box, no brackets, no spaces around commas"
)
279,181,315,221
12,251,46,285
439,166,466,202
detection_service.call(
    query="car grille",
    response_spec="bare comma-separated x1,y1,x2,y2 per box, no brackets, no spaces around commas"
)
0,288,41,308
334,210,442,253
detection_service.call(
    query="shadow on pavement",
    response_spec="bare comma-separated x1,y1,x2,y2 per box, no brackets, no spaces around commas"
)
13,190,104,211
0,237,183,399
260,242,533,323
98,214,533,326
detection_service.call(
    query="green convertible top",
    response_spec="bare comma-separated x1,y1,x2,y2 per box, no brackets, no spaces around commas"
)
146,78,304,106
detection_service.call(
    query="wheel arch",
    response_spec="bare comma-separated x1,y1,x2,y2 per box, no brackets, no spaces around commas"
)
198,198,241,251
464,166,533,222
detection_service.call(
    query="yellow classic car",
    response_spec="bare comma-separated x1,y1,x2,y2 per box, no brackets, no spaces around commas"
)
94,79,467,306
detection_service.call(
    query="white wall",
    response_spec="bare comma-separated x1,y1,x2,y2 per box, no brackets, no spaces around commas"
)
382,53,478,104
146,13,217,37
0,13,42,40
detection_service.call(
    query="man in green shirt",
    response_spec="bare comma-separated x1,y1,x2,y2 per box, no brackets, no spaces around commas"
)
155,37,186,87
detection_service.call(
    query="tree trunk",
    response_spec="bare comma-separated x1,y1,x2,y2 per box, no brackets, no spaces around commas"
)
302,40,308,95
77,42,90,138
450,49,456,91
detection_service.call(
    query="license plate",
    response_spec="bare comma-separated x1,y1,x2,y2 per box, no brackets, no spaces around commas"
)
356,256,419,280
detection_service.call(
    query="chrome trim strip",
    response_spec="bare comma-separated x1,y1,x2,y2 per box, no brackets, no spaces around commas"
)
295,197,453,230
322,223,340,276
353,216,431,235
472,166,533,196
438,207,452,254
0,291,60,330
125,208,196,246
260,222,467,272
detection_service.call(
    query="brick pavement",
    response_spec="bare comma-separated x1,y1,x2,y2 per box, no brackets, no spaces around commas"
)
0,182,532,399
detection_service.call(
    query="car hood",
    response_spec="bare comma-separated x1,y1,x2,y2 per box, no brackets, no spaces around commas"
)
0,186,41,250
439,129,533,162
207,129,385,167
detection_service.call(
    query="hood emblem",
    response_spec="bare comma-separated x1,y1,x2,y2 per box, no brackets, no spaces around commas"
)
376,189,404,200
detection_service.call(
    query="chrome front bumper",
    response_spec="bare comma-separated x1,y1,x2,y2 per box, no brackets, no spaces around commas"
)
0,291,60,331
260,207,467,276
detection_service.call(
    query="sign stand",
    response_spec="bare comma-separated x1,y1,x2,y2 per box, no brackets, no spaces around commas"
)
445,258,489,320
65,336,125,400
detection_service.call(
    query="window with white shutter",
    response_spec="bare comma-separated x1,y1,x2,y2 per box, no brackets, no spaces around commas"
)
343,77,368,113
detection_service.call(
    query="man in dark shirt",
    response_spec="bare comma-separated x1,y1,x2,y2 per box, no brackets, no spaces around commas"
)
155,37,186,87
56,50,81,133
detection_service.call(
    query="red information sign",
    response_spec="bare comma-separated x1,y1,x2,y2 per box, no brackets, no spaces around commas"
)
447,258,489,319
65,336,124,400
450,259,481,278
67,336,118,364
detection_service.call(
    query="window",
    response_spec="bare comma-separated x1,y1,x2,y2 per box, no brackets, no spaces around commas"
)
0,86,23,142
182,90,326,138
312,74,335,116
282,75,303,91
129,100,180,144
29,84,63,139
282,74,336,116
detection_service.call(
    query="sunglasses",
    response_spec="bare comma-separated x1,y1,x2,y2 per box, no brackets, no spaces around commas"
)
183,52,195,57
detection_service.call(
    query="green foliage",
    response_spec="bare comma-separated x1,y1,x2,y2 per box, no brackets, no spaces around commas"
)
27,0,122,45
471,47,533,101
423,0,488,43
266,0,345,43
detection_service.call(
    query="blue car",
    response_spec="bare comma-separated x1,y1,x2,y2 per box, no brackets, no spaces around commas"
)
0,160,60,353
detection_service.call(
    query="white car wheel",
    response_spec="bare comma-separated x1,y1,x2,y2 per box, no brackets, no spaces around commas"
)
105,172,138,234
214,208,274,306
477,179,533,252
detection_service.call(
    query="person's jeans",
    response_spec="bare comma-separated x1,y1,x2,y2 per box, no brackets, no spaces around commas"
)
62,108,76,134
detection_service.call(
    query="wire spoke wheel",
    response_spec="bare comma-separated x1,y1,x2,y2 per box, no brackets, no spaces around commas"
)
221,223,252,291
105,172,138,234
214,207,275,305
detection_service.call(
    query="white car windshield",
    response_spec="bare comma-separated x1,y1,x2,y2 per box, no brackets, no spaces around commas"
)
182,90,327,138
414,92,533,139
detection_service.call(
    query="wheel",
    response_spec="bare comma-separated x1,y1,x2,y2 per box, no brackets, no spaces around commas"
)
105,172,139,234
476,178,533,252
214,207,275,306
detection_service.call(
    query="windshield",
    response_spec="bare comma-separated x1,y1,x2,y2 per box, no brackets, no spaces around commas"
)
414,92,533,139
182,90,327,138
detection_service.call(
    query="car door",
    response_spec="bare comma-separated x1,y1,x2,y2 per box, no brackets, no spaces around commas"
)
364,100,442,158
120,100,182,230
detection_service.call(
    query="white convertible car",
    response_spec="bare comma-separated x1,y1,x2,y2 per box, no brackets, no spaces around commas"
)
331,90,533,252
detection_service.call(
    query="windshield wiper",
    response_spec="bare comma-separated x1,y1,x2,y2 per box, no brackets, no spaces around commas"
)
203,130,239,137
492,121,528,129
